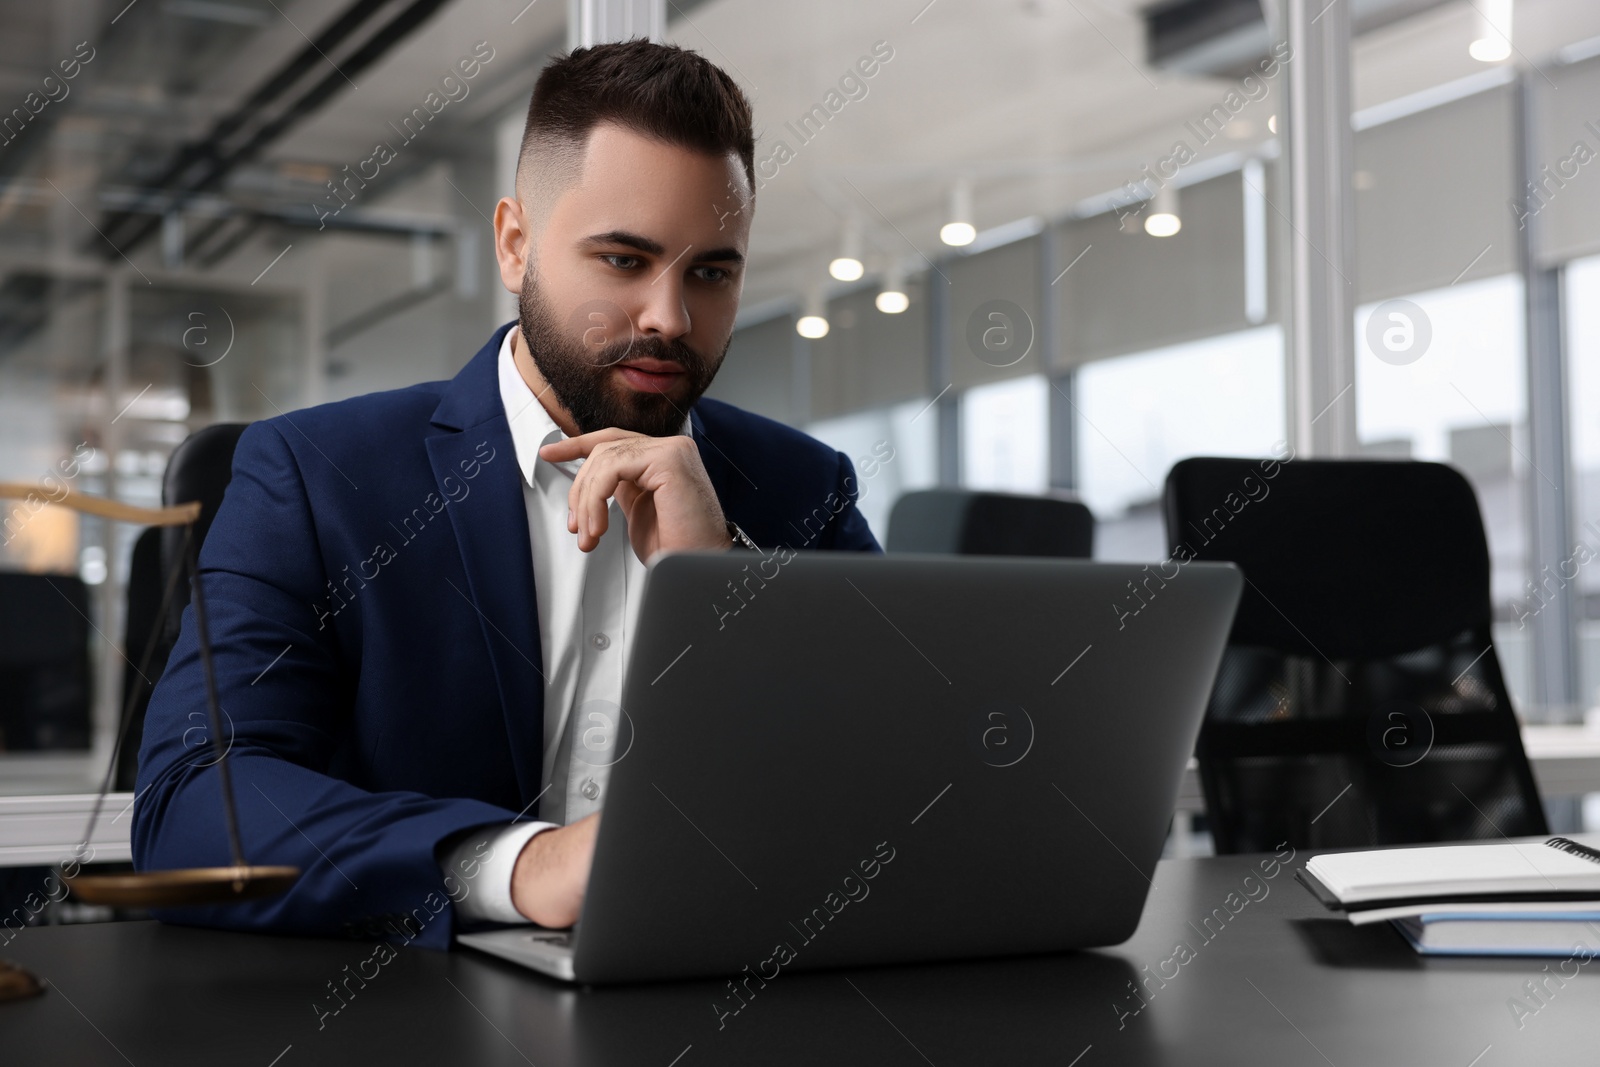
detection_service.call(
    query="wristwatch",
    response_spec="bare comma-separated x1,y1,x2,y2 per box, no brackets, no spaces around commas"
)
725,519,761,552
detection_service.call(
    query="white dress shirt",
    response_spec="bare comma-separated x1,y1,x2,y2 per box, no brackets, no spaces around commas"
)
441,327,691,925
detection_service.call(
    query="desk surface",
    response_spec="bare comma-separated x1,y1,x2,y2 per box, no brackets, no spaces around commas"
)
5,851,1593,1066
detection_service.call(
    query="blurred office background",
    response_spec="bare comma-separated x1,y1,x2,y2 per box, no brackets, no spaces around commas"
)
3,0,1600,830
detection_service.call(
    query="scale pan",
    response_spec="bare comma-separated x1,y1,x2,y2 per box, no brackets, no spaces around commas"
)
66,866,301,907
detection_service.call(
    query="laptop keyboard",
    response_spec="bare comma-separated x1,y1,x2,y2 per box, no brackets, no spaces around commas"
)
528,930,573,949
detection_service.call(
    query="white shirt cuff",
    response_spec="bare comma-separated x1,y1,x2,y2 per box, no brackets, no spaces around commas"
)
440,821,558,925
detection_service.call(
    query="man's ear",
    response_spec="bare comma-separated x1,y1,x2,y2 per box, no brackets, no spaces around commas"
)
492,196,531,294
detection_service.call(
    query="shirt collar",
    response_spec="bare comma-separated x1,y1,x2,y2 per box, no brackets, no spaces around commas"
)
496,325,693,490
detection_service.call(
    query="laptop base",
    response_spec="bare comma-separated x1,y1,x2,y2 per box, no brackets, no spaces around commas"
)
458,929,577,981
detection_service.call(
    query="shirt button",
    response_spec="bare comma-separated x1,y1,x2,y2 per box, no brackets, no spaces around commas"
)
579,777,600,801
590,632,611,650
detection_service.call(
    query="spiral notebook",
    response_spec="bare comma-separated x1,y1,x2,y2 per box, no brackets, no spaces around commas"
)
1298,837,1600,956
1299,837,1600,911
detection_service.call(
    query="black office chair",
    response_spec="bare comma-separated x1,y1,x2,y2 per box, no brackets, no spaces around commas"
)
885,488,1094,557
1162,457,1546,854
116,527,166,791
0,572,93,751
158,422,249,630
115,423,248,790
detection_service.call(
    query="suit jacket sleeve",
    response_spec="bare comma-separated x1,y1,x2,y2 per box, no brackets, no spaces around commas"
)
132,421,518,950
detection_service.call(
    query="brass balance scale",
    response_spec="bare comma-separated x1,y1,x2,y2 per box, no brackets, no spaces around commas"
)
0,479,299,1001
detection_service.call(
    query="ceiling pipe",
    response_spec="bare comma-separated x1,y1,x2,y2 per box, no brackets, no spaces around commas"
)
98,0,453,259
97,0,396,249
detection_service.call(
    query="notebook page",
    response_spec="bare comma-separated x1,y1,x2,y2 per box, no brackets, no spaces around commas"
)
1308,842,1600,902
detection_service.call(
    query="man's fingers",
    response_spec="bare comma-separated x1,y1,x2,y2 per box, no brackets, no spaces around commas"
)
567,442,612,550
614,479,642,518
585,475,610,549
539,426,639,462
556,435,715,557
568,440,653,550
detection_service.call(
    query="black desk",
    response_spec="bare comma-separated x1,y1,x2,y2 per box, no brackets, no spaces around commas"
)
5,851,1593,1065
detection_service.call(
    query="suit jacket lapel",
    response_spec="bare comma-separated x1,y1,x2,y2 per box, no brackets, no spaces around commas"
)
690,405,752,517
427,324,547,808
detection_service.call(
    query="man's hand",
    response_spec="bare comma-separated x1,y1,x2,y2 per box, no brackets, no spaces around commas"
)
539,429,729,564
510,813,600,928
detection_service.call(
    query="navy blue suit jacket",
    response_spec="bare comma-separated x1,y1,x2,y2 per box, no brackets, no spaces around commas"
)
133,322,881,948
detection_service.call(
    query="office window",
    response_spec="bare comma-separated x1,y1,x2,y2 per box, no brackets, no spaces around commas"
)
1075,326,1285,562
804,398,939,547
1566,255,1600,709
960,374,1049,495
1353,272,1530,704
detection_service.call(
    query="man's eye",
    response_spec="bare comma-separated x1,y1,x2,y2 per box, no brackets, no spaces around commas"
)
602,254,641,270
695,266,730,283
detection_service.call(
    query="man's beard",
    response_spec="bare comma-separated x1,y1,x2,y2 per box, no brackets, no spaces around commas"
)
518,268,723,438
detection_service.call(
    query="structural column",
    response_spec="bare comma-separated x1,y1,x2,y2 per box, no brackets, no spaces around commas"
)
97,270,131,767
926,267,960,486
1515,72,1580,720
567,0,664,49
1281,0,1357,458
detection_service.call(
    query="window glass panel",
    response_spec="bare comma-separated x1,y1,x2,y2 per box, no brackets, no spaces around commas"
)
1565,255,1600,709
1076,326,1285,562
804,398,939,546
1353,272,1529,704
960,374,1049,494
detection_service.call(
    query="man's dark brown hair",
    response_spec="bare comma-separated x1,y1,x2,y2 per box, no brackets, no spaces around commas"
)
516,39,755,216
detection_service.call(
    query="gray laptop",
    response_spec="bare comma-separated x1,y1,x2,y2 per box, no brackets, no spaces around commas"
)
457,550,1241,984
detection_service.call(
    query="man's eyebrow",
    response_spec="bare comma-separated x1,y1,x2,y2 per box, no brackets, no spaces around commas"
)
580,231,744,266
692,246,745,265
581,230,665,255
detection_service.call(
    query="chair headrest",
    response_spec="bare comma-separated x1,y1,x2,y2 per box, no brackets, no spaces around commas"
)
1163,457,1490,659
159,422,249,577
887,488,1094,558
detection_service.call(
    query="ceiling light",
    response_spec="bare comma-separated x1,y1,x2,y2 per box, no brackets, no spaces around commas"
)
1144,183,1181,237
828,258,864,282
1267,114,1277,135
875,291,910,315
1145,214,1181,238
940,181,976,246
939,221,976,247
1469,0,1513,62
1468,39,1510,62
828,216,864,281
876,261,909,314
796,290,829,339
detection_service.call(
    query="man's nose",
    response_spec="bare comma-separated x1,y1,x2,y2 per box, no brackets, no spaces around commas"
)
632,268,692,340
